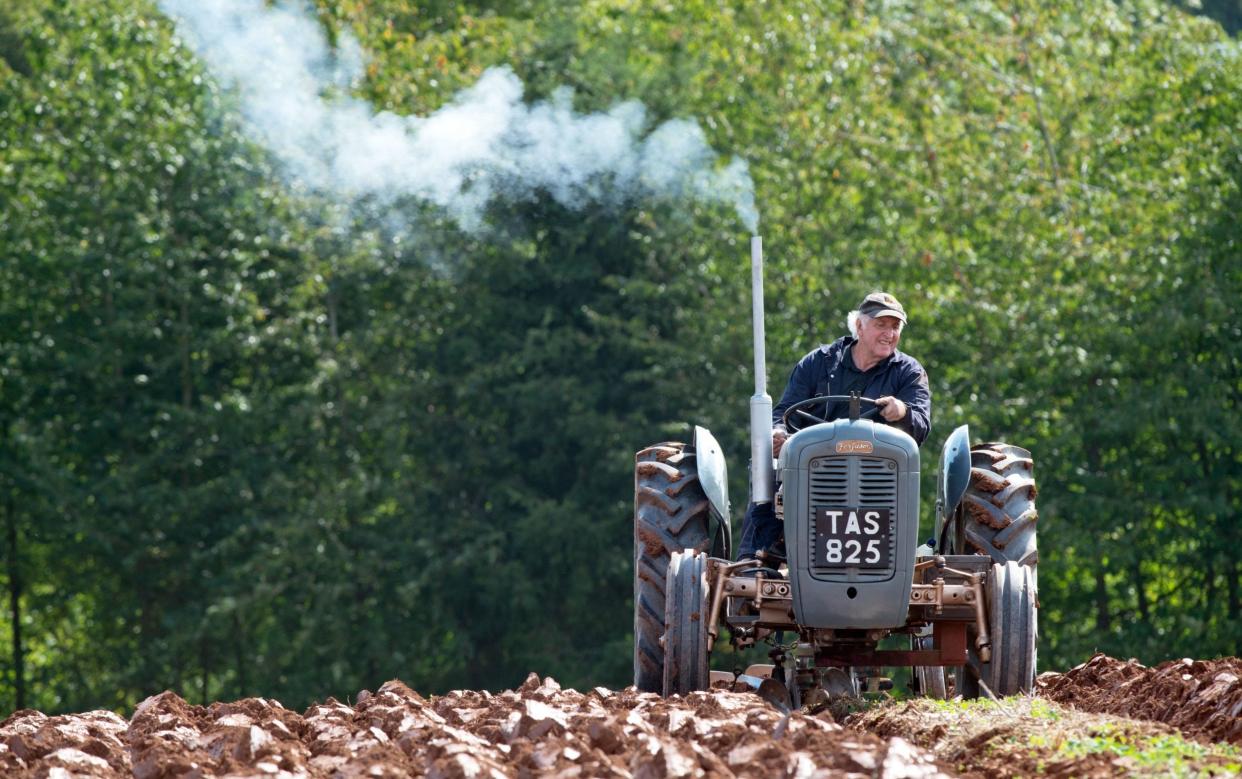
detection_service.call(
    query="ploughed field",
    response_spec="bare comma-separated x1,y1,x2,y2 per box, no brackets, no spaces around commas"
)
3,654,1239,778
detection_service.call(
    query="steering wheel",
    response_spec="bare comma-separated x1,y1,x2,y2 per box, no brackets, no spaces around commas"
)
781,394,881,433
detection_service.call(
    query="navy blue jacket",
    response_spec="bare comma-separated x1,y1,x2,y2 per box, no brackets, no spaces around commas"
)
773,336,932,445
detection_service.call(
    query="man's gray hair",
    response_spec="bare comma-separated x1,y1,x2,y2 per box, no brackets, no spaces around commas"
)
847,310,867,338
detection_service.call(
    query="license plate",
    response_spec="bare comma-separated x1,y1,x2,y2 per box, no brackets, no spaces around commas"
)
814,507,891,568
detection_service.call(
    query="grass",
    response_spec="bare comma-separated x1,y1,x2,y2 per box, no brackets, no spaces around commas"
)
850,695,1241,778
1051,729,1241,777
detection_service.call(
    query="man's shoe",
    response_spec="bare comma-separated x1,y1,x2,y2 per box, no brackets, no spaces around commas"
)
735,556,784,579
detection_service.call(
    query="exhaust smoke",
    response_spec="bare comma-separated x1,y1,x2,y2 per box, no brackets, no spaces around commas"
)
158,0,760,233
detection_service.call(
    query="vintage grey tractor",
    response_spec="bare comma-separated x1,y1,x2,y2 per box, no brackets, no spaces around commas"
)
633,238,1038,705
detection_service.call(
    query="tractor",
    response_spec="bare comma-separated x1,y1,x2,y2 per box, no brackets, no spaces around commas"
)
633,237,1038,706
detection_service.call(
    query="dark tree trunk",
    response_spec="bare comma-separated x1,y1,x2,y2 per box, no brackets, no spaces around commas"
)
200,637,210,706
1229,561,1240,621
1228,560,1240,659
180,296,193,494
1132,561,1149,624
1094,567,1110,633
1202,558,1217,616
5,494,25,710
233,613,247,698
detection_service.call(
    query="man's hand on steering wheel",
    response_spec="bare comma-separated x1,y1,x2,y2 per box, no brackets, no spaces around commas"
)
772,427,789,457
874,396,908,422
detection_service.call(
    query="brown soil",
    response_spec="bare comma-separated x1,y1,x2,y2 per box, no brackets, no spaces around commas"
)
5,653,1239,778
0,674,952,778
1037,652,1242,744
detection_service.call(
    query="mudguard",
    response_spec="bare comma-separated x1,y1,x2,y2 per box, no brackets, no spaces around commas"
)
695,427,730,561
693,426,730,526
937,425,971,538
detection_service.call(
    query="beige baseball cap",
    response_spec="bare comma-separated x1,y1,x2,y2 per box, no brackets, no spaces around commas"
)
858,291,907,324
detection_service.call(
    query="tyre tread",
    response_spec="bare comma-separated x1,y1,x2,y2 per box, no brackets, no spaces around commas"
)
959,443,1038,569
663,551,710,696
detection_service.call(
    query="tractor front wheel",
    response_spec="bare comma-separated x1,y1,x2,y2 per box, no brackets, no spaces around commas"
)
961,561,1038,698
663,550,711,696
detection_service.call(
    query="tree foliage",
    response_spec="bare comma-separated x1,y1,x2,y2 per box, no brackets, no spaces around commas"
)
0,0,1239,713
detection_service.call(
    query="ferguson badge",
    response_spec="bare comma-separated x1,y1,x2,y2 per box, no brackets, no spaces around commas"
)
835,440,874,454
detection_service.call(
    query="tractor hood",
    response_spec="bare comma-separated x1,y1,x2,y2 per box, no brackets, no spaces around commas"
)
779,418,920,629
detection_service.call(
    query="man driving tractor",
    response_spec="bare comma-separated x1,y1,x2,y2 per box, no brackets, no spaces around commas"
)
737,291,932,562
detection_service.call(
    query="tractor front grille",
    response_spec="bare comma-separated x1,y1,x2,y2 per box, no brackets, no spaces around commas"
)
858,458,898,506
808,455,899,578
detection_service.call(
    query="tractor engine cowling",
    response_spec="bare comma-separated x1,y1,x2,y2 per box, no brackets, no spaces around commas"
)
779,418,919,629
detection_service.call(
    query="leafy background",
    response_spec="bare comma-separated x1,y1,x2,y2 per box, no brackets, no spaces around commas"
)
1,0,1239,713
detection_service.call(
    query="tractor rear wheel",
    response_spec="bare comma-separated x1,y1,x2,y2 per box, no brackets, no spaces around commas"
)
634,443,712,693
960,443,1038,570
962,561,1038,698
663,550,711,696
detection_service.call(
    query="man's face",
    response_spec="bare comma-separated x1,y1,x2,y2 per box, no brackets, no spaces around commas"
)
857,315,903,361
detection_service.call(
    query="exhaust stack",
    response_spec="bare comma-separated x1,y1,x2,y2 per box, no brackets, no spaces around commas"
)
749,235,775,504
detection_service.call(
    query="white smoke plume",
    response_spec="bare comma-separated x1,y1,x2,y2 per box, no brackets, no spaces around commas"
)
158,0,759,233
